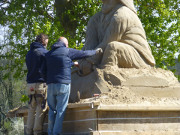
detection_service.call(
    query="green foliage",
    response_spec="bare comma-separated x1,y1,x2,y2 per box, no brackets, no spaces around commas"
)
8,118,24,135
3,120,12,131
0,118,24,135
54,0,102,46
0,0,102,79
20,94,29,103
134,0,180,70
0,0,179,79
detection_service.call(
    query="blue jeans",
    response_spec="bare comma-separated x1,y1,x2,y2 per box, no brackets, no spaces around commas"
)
47,83,71,135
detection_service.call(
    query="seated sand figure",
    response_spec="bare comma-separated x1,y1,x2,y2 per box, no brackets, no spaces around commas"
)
70,0,158,102
79,0,155,75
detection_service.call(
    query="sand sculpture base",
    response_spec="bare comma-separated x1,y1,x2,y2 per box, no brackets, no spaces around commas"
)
63,102,180,135
8,102,180,135
7,67,180,135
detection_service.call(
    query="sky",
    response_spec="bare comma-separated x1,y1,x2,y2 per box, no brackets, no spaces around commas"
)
0,25,9,43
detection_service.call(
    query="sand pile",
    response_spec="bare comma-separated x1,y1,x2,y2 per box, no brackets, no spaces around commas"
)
70,66,180,105
76,85,180,106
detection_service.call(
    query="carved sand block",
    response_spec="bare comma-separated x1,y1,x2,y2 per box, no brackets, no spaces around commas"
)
70,66,180,102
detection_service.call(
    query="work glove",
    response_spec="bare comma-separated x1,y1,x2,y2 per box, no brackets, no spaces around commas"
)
95,48,103,54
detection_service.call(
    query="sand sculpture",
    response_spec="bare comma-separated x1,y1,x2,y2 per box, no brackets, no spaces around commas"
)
69,0,180,104
80,0,155,73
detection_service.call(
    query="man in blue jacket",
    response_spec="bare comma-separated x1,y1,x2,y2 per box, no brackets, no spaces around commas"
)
45,37,102,135
26,33,49,135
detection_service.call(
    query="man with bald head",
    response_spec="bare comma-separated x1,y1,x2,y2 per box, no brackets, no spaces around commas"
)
45,37,102,135
80,0,155,74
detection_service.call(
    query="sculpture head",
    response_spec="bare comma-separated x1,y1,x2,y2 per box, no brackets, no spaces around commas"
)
102,0,136,14
102,0,119,14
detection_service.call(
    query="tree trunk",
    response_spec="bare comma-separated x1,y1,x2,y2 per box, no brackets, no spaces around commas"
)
55,0,77,37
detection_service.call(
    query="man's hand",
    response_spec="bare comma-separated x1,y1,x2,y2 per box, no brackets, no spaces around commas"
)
95,48,103,54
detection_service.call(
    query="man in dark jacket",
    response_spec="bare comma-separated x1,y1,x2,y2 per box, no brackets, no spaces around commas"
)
26,33,48,135
45,37,102,135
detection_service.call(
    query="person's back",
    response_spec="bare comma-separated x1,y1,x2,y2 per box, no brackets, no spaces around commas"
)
26,42,48,83
25,33,49,135
45,37,102,135
46,41,73,84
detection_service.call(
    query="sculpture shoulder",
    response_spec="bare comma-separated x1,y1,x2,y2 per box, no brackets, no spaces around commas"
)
114,6,138,22
113,6,142,28
89,11,102,23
